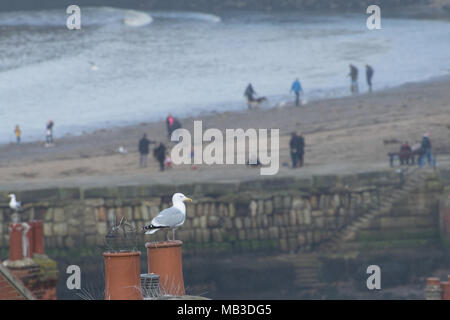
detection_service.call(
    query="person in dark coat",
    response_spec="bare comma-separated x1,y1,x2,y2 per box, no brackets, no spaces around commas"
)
244,83,255,101
289,132,305,168
46,120,54,144
366,65,374,92
171,119,182,139
154,143,167,171
166,114,182,140
244,83,255,108
166,114,174,139
138,134,154,168
348,64,359,95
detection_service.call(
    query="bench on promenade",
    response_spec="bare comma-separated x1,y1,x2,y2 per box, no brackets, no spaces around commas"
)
387,149,449,168
387,151,421,167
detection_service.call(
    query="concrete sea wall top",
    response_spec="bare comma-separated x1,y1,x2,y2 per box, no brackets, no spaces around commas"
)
0,170,403,204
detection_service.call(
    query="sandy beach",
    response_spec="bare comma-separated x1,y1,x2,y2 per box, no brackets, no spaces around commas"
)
1,76,450,192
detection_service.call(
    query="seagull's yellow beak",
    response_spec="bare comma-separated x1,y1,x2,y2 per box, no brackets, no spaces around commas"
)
7,194,11,198
184,197,192,202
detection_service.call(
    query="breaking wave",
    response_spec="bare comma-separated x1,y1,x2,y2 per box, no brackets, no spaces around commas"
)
0,7,153,27
150,11,221,23
0,8,221,28
122,10,153,27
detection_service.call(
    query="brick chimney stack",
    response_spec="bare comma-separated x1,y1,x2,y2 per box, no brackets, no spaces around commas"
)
2,219,58,300
8,224,25,262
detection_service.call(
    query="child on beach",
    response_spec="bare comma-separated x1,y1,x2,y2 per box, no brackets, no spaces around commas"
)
14,125,21,144
165,152,172,169
46,120,54,145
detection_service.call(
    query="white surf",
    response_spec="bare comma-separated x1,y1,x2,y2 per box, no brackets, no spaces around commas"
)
123,10,153,27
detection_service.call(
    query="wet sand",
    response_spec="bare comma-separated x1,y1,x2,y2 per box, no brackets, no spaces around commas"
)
1,76,450,192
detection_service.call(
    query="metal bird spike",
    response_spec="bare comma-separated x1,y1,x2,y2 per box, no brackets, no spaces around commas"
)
104,216,139,253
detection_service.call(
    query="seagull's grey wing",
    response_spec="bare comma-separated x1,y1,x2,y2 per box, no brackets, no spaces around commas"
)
151,207,184,228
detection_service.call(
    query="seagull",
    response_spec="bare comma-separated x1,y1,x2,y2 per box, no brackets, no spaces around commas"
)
88,61,99,71
143,193,192,241
8,193,22,212
117,146,128,154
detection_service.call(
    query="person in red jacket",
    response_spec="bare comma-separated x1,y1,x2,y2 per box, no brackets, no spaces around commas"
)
399,141,412,165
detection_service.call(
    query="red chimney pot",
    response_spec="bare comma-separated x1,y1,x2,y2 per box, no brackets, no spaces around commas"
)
9,224,24,261
146,240,185,296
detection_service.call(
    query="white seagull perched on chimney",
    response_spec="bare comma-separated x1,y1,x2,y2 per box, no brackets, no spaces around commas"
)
8,193,22,212
143,193,192,241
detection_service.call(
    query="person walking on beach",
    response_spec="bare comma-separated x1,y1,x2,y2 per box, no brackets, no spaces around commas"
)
419,132,435,168
348,64,359,95
154,142,167,171
14,125,21,144
289,132,305,168
291,78,303,107
138,134,154,168
46,120,54,144
366,65,374,92
244,83,255,108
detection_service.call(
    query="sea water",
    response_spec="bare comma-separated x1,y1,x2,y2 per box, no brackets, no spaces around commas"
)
0,7,449,143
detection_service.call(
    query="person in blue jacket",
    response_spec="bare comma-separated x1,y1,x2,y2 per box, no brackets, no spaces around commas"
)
291,78,303,106
419,132,435,168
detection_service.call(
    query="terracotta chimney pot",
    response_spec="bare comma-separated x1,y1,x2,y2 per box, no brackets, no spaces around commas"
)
426,277,441,287
146,240,185,296
441,281,450,300
31,221,45,255
9,223,24,261
104,251,142,300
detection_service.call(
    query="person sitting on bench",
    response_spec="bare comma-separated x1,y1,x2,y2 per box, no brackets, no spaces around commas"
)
399,141,412,165
410,140,421,164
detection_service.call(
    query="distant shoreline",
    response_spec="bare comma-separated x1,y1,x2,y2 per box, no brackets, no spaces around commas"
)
0,1,449,21
0,73,450,191
2,74,449,148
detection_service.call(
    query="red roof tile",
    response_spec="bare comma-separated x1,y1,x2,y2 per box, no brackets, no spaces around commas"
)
0,260,36,300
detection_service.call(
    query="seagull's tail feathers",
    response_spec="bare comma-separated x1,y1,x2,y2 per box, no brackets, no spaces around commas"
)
143,224,169,235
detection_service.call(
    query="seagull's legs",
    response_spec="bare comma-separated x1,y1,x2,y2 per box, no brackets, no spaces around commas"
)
166,230,171,241
172,229,175,241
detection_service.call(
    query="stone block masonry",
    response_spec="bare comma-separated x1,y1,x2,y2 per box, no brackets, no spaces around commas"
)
0,169,446,255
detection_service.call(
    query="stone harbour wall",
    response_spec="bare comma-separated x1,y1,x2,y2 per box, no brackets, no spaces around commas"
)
0,169,446,255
